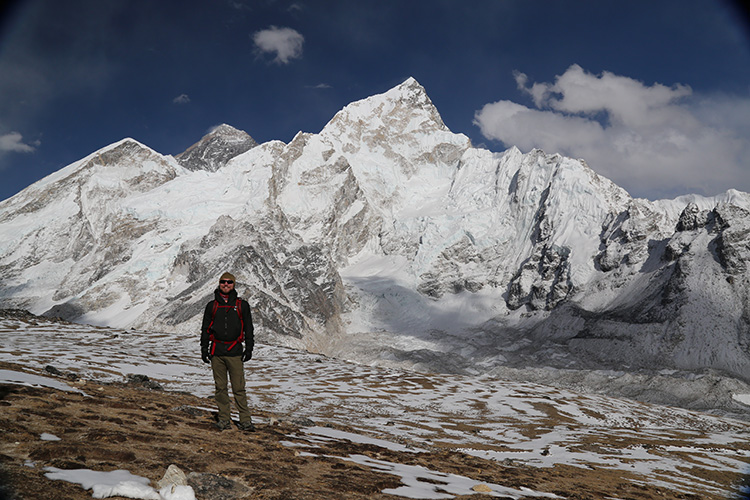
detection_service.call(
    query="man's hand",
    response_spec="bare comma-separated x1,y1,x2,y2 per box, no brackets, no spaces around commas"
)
242,348,252,362
201,350,212,364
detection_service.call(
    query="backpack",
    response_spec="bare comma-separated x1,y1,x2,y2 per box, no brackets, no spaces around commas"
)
206,298,244,355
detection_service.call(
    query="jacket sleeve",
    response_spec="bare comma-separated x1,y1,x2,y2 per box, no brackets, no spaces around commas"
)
242,300,254,351
200,302,214,351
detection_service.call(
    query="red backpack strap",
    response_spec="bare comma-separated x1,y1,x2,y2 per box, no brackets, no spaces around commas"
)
236,298,244,343
208,300,219,328
207,300,219,355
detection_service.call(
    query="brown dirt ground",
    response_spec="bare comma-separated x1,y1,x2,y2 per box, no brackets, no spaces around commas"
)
0,360,746,500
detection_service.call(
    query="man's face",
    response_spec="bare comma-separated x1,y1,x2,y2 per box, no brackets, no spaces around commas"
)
219,279,234,293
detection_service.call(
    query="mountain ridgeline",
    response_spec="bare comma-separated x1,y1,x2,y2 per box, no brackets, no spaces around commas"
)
1,77,749,388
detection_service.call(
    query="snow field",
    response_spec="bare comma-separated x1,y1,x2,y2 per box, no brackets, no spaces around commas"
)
1,317,749,498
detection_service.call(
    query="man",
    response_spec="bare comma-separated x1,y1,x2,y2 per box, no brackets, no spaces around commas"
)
201,272,255,431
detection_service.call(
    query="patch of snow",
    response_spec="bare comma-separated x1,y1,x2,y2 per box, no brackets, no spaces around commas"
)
340,454,561,499
0,369,88,395
302,426,426,453
43,467,197,500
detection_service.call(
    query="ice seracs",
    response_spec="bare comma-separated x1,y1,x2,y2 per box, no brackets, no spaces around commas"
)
0,77,749,398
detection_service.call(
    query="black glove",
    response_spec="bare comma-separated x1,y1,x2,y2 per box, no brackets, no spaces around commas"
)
242,348,252,362
201,350,212,364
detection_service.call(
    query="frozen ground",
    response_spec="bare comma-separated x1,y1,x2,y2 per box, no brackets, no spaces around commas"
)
1,315,749,498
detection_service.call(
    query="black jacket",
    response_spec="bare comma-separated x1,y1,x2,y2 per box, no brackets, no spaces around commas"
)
201,288,254,357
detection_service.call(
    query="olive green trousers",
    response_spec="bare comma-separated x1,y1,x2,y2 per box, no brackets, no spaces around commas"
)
210,355,252,424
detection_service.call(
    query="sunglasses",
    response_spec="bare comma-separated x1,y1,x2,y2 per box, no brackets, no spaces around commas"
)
219,280,234,284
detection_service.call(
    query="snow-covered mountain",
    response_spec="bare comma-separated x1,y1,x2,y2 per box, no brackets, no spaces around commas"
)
1,77,749,398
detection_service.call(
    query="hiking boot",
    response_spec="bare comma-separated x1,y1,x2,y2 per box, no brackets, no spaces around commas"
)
215,420,232,431
237,421,255,432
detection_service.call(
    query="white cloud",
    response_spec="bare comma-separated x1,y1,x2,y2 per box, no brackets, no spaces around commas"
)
0,132,37,153
252,26,304,64
307,83,332,89
172,93,190,104
229,1,250,10
475,65,750,199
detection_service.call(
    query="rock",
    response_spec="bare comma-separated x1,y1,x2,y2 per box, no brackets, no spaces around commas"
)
187,472,252,500
507,244,572,310
676,202,710,231
471,484,492,492
125,374,163,391
171,405,207,417
44,365,63,376
157,464,188,489
713,203,750,274
0,309,35,320
291,417,315,427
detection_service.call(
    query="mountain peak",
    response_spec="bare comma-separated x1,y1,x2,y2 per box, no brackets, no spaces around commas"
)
206,123,249,140
391,76,427,95
391,76,426,96
320,77,451,144
382,77,438,116
176,124,258,172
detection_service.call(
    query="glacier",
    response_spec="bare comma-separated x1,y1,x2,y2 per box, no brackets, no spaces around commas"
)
1,77,749,417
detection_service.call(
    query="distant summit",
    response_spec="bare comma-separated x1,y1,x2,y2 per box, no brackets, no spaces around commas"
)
176,124,258,172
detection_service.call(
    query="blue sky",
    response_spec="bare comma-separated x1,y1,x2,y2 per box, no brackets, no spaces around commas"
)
0,0,749,201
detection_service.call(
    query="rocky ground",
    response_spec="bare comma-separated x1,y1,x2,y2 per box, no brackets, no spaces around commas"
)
0,358,747,500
